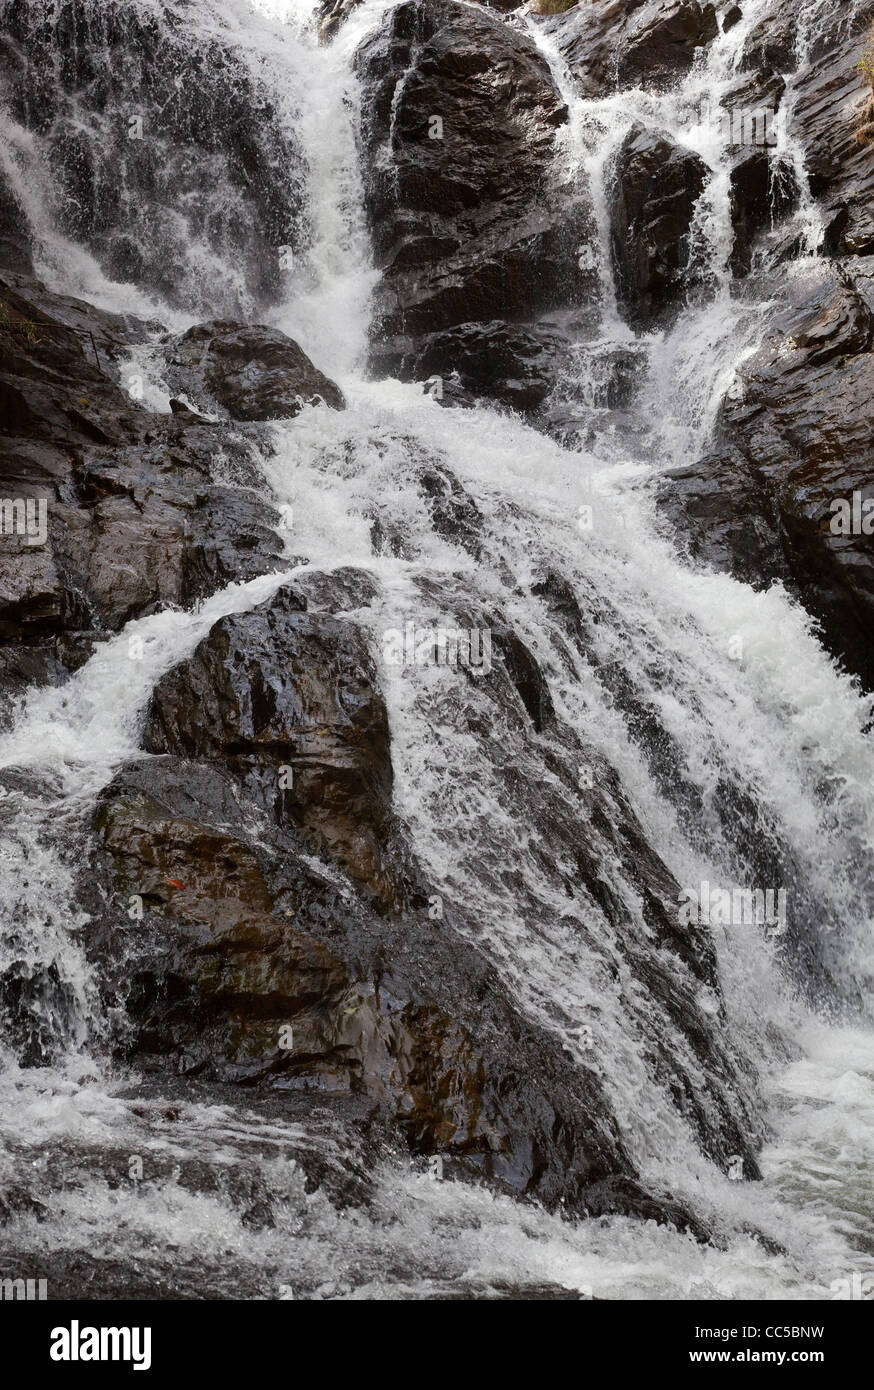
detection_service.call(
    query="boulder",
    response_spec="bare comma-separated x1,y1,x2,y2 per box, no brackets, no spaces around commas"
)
142,586,396,905
88,756,640,1214
401,320,565,413
164,321,345,421
355,0,597,392
610,125,708,330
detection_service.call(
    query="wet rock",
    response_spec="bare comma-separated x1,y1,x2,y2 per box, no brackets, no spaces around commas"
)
739,0,798,75
0,166,33,276
618,0,718,90
729,150,790,277
317,0,364,43
291,566,381,615
494,627,556,732
164,321,345,422
355,0,597,396
0,272,286,683
0,0,306,316
658,446,788,585
87,756,640,1215
663,264,874,688
610,125,708,330
788,11,874,256
538,0,718,100
401,321,565,413
722,4,743,34
142,585,397,905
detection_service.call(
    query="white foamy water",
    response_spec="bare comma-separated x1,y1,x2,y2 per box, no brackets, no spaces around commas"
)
0,0,872,1300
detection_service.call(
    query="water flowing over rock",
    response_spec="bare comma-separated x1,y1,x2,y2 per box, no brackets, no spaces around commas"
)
0,0,307,316
0,0,873,1307
536,0,719,99
663,262,874,689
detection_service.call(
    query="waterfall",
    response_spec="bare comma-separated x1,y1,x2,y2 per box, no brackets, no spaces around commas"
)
1,0,873,1300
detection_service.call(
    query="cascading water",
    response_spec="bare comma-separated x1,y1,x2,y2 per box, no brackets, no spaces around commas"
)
0,0,872,1300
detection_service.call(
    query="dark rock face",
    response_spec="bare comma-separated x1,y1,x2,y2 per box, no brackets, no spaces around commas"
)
143,586,396,905
610,126,708,330
788,5,874,256
401,320,565,413
89,762,514,1166
86,748,641,1214
0,270,287,715
739,0,798,76
659,447,789,587
662,263,874,688
722,4,743,34
618,0,718,90
729,149,797,278
355,0,597,393
538,0,718,100
0,166,33,276
0,0,306,316
164,322,345,421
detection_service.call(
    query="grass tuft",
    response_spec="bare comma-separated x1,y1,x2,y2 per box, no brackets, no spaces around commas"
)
855,19,874,144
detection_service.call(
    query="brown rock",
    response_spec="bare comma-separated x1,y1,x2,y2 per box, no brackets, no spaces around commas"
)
164,321,345,421
142,586,397,904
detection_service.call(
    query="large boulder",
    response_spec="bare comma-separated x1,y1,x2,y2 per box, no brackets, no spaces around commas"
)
89,760,534,1168
354,0,597,393
163,321,345,421
87,755,643,1218
142,586,396,905
399,320,566,413
610,125,708,330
